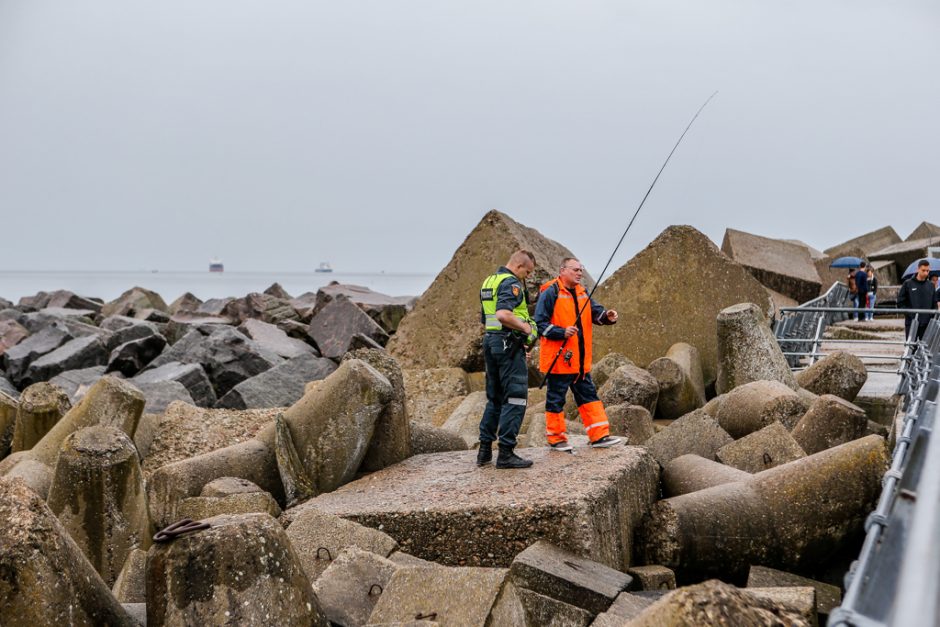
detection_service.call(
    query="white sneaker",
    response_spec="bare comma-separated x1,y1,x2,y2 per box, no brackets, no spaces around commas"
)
589,435,623,448
549,441,574,452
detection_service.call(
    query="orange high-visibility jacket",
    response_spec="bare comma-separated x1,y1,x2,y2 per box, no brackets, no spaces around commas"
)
536,277,607,375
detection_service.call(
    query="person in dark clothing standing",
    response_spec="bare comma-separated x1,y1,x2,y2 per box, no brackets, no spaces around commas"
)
865,266,878,321
897,259,940,341
854,262,869,321
477,250,539,469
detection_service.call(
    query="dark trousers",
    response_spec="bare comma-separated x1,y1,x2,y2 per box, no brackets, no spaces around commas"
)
544,373,601,413
480,333,529,448
905,318,930,342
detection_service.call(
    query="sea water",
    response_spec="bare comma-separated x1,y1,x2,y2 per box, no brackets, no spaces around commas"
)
0,270,435,303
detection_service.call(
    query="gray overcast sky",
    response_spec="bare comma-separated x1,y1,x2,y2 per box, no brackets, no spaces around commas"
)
1,1,938,275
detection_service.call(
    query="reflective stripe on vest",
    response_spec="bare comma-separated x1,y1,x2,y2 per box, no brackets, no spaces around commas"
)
480,272,532,332
538,277,594,374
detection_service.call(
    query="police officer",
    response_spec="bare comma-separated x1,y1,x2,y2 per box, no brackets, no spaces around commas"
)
535,257,622,450
478,250,539,469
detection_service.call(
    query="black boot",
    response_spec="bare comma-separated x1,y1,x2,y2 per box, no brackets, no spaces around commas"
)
496,444,533,469
476,442,493,466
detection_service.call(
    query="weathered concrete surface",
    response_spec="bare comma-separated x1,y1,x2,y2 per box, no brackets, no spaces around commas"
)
662,454,752,497
177,490,282,521
515,587,593,626
716,303,798,394
796,351,867,401
637,435,888,581
0,477,135,626
389,210,587,372
627,565,676,591
716,422,806,473
46,426,151,586
313,547,401,627
409,420,469,454
644,410,733,467
366,566,524,626
592,226,773,387
304,445,659,571
715,379,807,438
722,228,822,303
591,592,655,625
791,394,867,455
147,513,327,626
0,391,15,458
440,390,488,447
869,235,940,278
341,349,412,471
627,580,811,626
112,547,147,603
824,226,901,258
905,220,940,241
646,343,706,420
509,540,632,614
598,365,659,416
591,352,634,390
11,382,71,452
606,404,655,444
746,587,818,627
748,564,841,616
285,507,400,582
402,367,469,424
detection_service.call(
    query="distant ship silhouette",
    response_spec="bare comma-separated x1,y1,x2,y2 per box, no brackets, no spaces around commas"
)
315,261,333,273
209,257,224,273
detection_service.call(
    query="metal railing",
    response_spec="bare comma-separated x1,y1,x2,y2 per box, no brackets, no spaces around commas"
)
828,317,940,627
773,282,852,368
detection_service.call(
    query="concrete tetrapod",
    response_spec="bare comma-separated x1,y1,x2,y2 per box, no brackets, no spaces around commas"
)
795,350,867,401
715,379,807,438
716,302,797,394
646,343,706,420
0,477,135,626
46,426,151,587
637,434,888,582
10,382,71,452
791,394,868,455
661,454,752,498
147,513,328,626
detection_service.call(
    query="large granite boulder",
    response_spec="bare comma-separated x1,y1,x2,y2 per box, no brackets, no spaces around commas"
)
163,312,234,344
132,361,217,407
824,225,901,258
3,322,72,385
168,291,202,314
222,292,300,326
48,366,108,403
21,334,109,387
592,226,773,387
0,477,135,626
100,286,168,318
215,352,336,409
314,282,416,334
389,209,589,371
238,318,315,358
144,327,283,398
0,318,29,357
106,333,167,376
308,295,389,360
45,290,103,313
721,228,822,303
303,444,659,571
716,302,797,394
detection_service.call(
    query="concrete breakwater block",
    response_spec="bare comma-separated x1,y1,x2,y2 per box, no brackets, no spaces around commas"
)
306,445,659,570
647,342,707,420
147,513,327,626
716,302,797,394
715,422,806,473
795,350,867,401
715,379,806,438
11,381,71,452
662,454,751,497
791,394,867,455
0,477,135,626
637,435,888,582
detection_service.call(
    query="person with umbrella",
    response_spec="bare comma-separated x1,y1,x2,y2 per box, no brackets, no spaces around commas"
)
853,261,869,321
897,259,940,341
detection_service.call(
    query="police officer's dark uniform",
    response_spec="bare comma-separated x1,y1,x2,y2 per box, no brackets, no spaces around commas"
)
478,266,537,468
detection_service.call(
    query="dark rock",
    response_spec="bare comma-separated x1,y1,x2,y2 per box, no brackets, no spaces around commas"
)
509,540,633,614
264,282,292,300
147,513,327,626
145,327,283,398
49,366,109,403
21,335,108,387
0,375,17,400
0,318,29,357
135,380,195,414
215,352,336,409
238,318,315,358
106,333,167,376
308,294,389,360
314,283,415,334
45,290,103,313
349,331,385,351
132,361,217,407
276,318,313,341
168,291,202,314
17,290,52,311
0,477,135,626
289,291,318,322
100,287,168,318
222,292,300,326
132,308,170,323
3,322,72,385
196,296,234,316
163,313,234,344
99,316,160,349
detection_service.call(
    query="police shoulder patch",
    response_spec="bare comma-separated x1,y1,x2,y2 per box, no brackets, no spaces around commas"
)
512,285,520,297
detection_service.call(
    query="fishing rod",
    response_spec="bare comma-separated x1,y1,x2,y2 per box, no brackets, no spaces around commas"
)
538,91,718,388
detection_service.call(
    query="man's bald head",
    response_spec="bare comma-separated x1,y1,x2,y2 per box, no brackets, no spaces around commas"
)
507,250,536,280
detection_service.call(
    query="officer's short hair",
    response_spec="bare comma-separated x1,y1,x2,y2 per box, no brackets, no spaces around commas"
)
918,259,931,268
510,250,535,266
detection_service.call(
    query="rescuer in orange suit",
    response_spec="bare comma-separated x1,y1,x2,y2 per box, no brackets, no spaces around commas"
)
534,257,623,451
